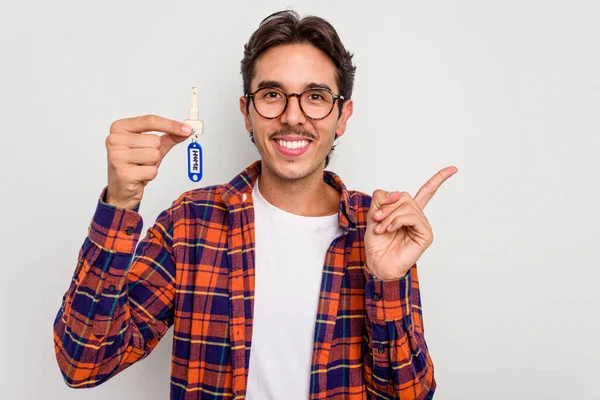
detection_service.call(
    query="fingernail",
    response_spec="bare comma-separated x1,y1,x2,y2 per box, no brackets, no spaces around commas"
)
374,210,383,218
375,223,381,233
182,124,193,134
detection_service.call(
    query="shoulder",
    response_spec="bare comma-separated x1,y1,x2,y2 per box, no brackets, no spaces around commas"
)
169,184,229,216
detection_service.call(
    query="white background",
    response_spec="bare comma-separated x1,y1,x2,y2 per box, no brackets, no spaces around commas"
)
1,0,599,399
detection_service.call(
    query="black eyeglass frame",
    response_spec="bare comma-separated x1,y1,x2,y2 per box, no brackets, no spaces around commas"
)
245,87,346,121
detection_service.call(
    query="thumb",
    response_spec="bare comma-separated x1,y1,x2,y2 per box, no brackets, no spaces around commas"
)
367,189,401,221
159,130,191,159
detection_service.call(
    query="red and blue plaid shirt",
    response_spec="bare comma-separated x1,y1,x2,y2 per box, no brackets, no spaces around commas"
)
54,160,435,399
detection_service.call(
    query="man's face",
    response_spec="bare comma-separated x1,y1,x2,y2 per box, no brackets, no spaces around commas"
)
240,43,353,182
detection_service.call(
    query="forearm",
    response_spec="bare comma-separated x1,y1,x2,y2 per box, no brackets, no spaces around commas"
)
53,190,174,388
363,265,436,399
53,240,148,387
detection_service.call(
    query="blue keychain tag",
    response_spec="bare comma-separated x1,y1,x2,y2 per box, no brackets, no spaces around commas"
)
187,138,203,182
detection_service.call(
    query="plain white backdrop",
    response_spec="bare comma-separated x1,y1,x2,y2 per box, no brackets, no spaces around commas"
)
1,0,599,399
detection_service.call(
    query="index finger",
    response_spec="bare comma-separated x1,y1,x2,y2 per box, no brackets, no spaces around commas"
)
110,114,193,137
414,166,458,209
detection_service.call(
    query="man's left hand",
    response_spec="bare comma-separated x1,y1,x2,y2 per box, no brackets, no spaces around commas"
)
365,166,458,280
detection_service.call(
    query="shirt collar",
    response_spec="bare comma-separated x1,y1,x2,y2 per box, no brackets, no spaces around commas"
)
222,160,357,228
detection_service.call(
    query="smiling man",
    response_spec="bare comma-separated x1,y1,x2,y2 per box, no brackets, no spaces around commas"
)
54,10,456,400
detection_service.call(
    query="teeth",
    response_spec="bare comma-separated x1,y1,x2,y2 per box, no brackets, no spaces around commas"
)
276,140,309,149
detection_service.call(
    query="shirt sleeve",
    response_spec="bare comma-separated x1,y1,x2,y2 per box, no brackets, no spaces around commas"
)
53,188,177,388
363,264,436,399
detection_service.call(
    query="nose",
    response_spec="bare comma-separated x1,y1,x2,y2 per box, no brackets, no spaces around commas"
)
279,94,306,126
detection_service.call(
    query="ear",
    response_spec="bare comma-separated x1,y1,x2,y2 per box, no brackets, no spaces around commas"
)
239,96,253,133
334,99,354,139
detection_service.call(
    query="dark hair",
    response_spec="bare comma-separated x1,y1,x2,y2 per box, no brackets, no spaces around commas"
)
241,10,356,168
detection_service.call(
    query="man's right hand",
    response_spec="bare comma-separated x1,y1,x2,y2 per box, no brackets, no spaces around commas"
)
105,114,193,209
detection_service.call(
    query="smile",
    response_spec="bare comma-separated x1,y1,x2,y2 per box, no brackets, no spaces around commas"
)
272,139,311,157
276,139,309,149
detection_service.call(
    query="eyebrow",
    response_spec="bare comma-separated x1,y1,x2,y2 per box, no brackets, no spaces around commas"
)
255,80,334,92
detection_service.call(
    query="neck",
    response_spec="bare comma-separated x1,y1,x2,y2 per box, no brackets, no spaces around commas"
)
257,164,340,217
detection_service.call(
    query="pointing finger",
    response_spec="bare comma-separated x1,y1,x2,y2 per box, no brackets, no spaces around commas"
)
414,166,458,209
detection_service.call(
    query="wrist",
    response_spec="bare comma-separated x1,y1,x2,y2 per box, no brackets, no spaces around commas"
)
104,190,140,210
366,262,410,281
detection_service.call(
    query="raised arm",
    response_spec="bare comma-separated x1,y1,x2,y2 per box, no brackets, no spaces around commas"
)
54,114,192,387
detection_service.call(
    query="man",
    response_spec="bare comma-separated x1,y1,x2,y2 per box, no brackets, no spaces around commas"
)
54,10,456,400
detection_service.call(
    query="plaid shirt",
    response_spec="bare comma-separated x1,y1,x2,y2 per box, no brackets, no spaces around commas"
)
54,160,435,399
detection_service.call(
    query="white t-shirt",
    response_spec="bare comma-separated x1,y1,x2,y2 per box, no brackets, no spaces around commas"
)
245,179,343,399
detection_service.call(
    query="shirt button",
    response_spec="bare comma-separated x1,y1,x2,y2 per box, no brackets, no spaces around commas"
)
108,285,116,292
242,193,247,201
125,227,135,235
378,345,385,354
373,293,382,301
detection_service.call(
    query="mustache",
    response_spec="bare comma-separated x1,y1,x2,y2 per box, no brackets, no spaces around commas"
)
269,127,316,141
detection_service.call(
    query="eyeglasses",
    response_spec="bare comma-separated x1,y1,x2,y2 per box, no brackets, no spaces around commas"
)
245,87,345,120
